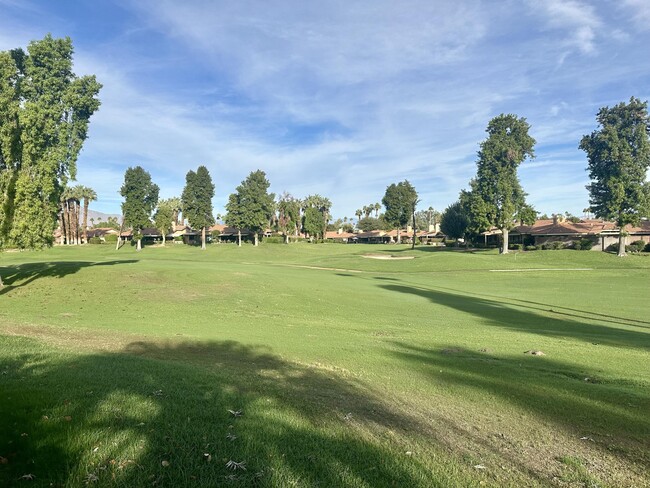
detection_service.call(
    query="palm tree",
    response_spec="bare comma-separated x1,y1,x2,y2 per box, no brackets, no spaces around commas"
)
374,202,381,217
355,209,362,227
79,186,97,244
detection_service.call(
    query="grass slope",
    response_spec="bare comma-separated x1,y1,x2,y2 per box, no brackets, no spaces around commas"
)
1,243,649,487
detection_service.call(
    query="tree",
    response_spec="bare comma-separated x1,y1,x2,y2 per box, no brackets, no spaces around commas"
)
302,194,332,240
277,192,301,243
580,97,650,256
120,166,159,251
0,35,101,251
355,209,362,227
374,202,381,218
357,216,382,232
79,185,97,244
464,114,535,254
153,198,175,246
440,201,469,242
303,206,325,240
226,170,274,246
181,166,215,250
415,207,440,231
168,196,182,226
382,180,418,244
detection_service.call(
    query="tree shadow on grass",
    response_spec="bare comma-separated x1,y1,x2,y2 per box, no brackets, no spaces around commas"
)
388,343,650,471
0,337,491,487
429,284,650,328
0,261,138,296
378,283,650,349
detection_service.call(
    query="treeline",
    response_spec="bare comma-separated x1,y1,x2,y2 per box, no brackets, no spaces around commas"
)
439,102,650,257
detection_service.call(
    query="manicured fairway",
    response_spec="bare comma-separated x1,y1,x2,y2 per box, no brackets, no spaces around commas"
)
1,244,649,487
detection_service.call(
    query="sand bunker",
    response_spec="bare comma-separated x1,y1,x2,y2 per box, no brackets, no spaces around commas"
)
362,254,415,260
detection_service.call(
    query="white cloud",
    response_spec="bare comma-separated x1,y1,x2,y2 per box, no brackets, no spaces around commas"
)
529,0,602,54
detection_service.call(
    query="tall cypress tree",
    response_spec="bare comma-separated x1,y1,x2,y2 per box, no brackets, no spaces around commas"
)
181,166,215,250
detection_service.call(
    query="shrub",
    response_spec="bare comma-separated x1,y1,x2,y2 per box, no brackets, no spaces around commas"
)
574,238,594,251
174,236,183,242
104,234,118,243
627,240,646,253
525,245,537,251
88,237,102,244
508,243,523,251
645,242,650,252
551,241,565,250
540,242,553,250
263,236,284,244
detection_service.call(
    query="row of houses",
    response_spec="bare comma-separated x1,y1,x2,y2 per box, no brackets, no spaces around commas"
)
77,215,650,250
483,216,650,250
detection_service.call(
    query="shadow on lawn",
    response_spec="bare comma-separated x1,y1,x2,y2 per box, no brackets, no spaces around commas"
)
379,283,650,349
0,260,138,296
388,343,650,468
0,338,476,487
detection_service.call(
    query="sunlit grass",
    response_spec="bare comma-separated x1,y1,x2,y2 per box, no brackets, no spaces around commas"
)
1,243,649,486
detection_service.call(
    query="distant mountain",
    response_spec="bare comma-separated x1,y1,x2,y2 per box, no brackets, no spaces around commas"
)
86,210,122,226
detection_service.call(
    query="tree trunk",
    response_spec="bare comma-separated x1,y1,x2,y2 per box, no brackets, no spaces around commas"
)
63,201,70,244
411,208,417,250
82,199,89,244
284,233,289,244
397,229,401,244
74,201,80,244
137,238,142,251
162,231,166,246
254,233,259,246
237,230,241,247
201,226,206,250
501,228,509,254
58,210,65,245
116,218,124,250
618,232,626,257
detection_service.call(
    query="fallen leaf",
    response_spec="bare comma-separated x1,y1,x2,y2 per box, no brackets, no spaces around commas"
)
474,464,486,470
161,460,169,467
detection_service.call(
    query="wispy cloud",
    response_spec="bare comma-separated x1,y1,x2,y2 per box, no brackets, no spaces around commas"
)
2,1,649,218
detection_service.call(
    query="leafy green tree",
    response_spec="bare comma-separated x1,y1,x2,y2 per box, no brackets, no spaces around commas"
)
302,194,332,240
440,201,470,242
153,198,175,246
277,192,301,243
464,114,535,254
120,166,159,251
182,166,215,250
382,180,418,244
0,35,101,252
580,97,650,256
415,207,440,231
357,216,382,232
226,170,274,246
167,196,183,226
303,206,325,240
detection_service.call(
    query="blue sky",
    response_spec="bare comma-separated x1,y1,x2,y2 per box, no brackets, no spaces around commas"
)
2,0,649,219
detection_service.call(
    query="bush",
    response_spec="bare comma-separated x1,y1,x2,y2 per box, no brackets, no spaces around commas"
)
574,238,594,251
646,242,650,252
627,240,646,253
551,241,565,250
525,245,537,251
174,236,183,242
104,234,118,243
508,243,523,251
88,237,102,244
263,236,284,244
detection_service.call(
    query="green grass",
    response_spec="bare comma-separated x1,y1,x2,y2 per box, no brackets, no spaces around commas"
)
1,243,649,487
